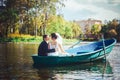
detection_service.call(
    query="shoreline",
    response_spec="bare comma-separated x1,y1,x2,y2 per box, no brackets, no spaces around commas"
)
0,41,120,46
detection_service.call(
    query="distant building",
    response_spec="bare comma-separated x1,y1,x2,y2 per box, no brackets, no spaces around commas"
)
75,18,102,33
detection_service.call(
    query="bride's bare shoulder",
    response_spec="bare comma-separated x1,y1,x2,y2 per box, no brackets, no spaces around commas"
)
49,41,57,45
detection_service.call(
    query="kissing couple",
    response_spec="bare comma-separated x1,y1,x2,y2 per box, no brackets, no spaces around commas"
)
38,33,68,56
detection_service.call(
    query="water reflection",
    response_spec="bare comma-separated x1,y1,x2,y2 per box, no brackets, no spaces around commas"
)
0,43,39,80
0,43,119,80
35,61,113,80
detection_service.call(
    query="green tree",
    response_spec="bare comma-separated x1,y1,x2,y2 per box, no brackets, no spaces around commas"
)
0,9,19,36
71,22,82,38
116,24,120,41
38,0,65,35
0,0,65,37
91,24,101,34
64,22,73,38
101,19,120,41
0,0,36,36
46,15,82,38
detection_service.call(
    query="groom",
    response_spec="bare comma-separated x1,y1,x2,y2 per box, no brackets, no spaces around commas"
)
38,35,55,56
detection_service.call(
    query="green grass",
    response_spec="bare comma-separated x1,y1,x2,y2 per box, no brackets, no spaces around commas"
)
0,37,42,43
0,37,79,44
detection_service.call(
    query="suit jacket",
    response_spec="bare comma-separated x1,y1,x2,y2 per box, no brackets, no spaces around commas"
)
38,40,55,56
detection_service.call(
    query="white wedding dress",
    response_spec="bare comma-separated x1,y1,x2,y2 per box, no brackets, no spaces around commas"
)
48,42,60,56
48,33,69,56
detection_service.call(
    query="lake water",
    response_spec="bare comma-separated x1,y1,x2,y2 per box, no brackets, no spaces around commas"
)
0,42,120,80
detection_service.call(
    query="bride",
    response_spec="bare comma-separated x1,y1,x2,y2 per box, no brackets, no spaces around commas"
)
48,33,68,56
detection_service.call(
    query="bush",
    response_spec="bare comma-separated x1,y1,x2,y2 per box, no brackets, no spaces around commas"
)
0,34,42,42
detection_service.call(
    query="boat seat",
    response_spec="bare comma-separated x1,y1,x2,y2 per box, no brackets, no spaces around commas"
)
94,46,103,50
77,50,92,54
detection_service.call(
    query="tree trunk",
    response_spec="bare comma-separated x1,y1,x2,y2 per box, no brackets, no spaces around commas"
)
43,22,46,35
40,26,43,36
5,26,9,37
43,13,47,35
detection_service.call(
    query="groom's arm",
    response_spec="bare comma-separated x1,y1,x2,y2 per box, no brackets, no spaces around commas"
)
47,48,55,53
44,43,55,53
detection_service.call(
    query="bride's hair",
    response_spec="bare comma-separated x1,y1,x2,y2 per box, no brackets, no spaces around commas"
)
51,33,57,39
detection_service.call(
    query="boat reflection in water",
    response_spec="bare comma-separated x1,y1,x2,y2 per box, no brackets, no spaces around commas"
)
34,60,113,80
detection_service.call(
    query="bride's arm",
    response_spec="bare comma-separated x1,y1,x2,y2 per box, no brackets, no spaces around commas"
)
58,43,66,54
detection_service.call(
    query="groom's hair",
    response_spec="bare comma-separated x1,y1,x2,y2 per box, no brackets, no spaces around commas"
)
51,33,57,39
43,35,48,40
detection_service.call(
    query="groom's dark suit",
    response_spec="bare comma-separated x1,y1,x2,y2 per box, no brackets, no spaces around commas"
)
38,40,55,56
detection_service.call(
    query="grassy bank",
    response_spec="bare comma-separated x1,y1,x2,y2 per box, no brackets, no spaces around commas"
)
0,37,78,43
0,37,42,43
0,34,78,44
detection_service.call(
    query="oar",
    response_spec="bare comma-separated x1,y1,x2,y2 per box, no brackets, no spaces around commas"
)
102,34,106,60
68,40,81,49
102,60,108,79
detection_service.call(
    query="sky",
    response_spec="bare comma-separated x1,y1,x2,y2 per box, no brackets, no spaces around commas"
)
60,0,120,22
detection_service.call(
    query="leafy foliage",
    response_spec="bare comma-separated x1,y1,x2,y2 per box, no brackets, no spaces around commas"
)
46,15,82,38
91,24,101,34
101,19,120,42
0,0,65,37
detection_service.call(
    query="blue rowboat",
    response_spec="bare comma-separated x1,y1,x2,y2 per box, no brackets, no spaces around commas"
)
32,38,116,66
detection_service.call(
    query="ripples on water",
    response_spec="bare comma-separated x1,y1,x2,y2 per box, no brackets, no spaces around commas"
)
107,44,120,80
0,43,120,80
